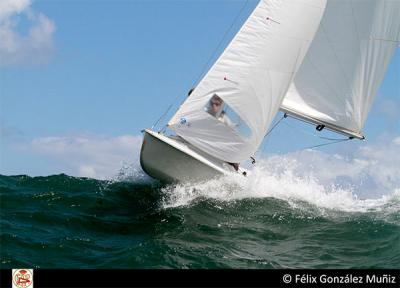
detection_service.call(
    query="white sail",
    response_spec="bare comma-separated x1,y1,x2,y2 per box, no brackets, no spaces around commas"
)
168,0,327,163
281,0,400,139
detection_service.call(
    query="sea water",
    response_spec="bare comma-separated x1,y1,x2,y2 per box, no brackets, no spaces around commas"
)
1,156,399,268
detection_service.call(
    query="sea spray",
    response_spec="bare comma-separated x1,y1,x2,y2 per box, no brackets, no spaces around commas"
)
160,157,400,217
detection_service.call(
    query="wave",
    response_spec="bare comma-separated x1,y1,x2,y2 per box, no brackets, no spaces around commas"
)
160,156,400,221
106,136,400,216
1,172,399,269
2,140,399,221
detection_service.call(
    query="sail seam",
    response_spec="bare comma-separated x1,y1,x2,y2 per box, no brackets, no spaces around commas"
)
320,21,358,111
350,0,364,60
369,38,400,43
300,54,343,109
349,0,365,127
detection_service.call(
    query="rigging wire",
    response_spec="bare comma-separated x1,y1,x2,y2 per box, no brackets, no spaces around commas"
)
264,114,286,139
253,113,286,163
254,116,353,163
282,121,351,142
151,0,250,131
301,138,352,150
281,120,354,151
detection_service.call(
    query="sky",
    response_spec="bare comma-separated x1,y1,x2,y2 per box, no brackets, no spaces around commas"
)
0,0,399,182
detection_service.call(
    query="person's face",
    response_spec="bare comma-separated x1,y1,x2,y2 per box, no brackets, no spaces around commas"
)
210,99,222,115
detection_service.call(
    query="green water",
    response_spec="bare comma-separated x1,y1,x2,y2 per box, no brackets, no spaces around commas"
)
1,174,399,268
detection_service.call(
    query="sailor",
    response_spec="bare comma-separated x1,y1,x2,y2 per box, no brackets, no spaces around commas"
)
206,94,235,127
206,94,240,172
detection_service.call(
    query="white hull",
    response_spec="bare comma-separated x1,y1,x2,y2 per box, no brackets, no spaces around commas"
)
140,129,237,183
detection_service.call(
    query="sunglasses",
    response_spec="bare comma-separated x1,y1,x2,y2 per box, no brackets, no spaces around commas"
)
211,101,222,106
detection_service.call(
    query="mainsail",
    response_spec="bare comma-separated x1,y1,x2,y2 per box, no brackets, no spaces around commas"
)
281,0,400,139
168,0,327,163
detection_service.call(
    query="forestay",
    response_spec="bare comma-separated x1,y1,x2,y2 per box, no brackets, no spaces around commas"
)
168,0,327,163
281,0,400,139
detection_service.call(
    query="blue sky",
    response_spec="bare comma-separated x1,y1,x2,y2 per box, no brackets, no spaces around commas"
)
0,0,399,180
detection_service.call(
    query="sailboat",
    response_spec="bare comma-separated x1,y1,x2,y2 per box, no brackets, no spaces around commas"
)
140,0,400,183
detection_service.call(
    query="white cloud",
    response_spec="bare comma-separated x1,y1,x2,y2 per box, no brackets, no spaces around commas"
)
79,165,96,178
376,98,400,121
0,0,30,21
393,137,400,145
262,136,400,199
26,134,144,180
0,0,56,67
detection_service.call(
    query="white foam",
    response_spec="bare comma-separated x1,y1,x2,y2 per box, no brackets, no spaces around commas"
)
114,135,400,215
161,156,400,214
